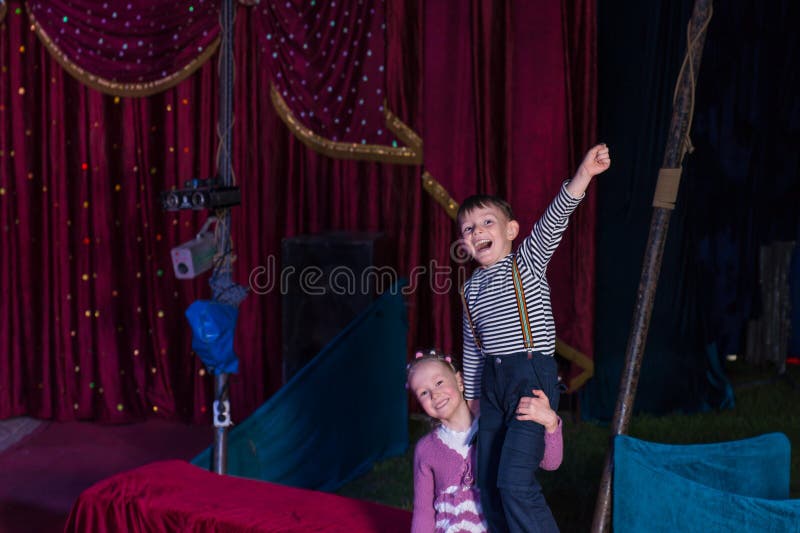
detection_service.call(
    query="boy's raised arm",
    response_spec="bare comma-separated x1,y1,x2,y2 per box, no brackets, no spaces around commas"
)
520,143,611,277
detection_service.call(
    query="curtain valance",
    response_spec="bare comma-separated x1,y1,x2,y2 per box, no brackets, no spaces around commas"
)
26,0,419,160
254,0,420,162
27,0,220,96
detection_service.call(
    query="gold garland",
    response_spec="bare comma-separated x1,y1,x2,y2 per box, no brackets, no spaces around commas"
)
270,84,422,165
422,171,459,219
555,339,595,393
426,171,595,392
384,102,422,153
27,5,220,97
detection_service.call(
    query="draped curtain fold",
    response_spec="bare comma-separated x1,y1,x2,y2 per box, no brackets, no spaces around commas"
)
27,0,220,96
256,0,415,157
0,0,596,422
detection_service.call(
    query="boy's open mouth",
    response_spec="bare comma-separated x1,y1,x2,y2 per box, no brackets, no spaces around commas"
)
475,239,492,252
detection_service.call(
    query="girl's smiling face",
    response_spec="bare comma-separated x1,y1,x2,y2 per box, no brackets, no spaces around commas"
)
408,360,465,424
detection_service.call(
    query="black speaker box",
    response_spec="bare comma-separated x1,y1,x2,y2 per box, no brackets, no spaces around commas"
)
281,232,394,383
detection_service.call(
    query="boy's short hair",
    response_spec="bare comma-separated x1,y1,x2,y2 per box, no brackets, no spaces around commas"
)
456,194,515,224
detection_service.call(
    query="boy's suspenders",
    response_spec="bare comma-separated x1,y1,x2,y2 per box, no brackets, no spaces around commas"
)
460,287,484,354
510,255,535,352
460,253,535,355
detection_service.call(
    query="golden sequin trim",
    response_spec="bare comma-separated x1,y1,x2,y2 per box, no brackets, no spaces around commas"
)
555,339,594,393
422,171,459,220
384,102,422,153
270,84,422,165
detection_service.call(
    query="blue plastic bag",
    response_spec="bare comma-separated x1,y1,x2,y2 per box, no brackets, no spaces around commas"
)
185,300,239,374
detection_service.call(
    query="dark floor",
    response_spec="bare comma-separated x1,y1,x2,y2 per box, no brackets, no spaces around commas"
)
0,418,212,533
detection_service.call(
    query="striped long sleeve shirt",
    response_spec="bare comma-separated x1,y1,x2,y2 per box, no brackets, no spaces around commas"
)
461,182,584,399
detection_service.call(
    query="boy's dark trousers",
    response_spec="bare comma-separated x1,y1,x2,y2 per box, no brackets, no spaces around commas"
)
477,351,560,533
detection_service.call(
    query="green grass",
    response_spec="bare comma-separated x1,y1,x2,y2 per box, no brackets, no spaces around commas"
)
337,362,800,532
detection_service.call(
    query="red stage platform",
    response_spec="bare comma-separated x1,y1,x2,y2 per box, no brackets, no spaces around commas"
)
64,460,411,532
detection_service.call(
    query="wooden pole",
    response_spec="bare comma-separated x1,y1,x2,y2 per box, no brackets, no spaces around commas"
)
590,0,713,530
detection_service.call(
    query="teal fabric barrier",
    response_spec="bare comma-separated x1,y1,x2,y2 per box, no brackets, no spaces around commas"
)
193,289,409,491
614,433,800,532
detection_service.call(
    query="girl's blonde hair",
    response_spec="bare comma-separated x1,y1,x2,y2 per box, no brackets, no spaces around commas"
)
406,348,459,384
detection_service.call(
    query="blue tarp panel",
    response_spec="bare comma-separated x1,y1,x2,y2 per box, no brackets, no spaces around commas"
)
192,289,409,491
613,433,800,532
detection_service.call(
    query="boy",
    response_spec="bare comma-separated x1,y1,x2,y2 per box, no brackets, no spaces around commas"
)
458,144,610,532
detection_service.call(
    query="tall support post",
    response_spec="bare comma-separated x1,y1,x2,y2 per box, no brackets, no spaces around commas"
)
590,1,713,530
211,0,236,476
213,373,230,474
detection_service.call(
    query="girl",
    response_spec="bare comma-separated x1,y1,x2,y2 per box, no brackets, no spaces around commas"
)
407,350,563,533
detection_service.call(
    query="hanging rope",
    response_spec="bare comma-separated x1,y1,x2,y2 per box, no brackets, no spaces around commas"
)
210,0,247,308
653,4,714,210
671,4,713,159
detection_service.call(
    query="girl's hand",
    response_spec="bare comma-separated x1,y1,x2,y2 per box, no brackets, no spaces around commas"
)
516,389,558,433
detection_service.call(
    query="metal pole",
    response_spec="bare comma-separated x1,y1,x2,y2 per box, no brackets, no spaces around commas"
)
211,0,236,476
218,0,234,188
212,373,230,474
590,1,712,530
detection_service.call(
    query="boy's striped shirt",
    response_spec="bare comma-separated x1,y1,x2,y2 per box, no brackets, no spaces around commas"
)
461,183,583,399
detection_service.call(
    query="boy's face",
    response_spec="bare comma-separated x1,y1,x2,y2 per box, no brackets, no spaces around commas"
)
459,205,519,267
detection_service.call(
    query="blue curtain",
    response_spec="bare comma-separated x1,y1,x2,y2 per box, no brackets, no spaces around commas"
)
585,0,799,419
192,289,409,491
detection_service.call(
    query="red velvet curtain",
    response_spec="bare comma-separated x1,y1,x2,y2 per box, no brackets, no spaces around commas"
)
0,0,595,423
1,3,222,422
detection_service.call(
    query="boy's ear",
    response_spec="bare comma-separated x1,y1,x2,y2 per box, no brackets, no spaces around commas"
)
455,371,464,392
506,220,520,241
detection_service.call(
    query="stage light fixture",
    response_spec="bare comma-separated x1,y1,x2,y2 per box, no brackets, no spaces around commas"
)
171,217,218,279
160,177,241,212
